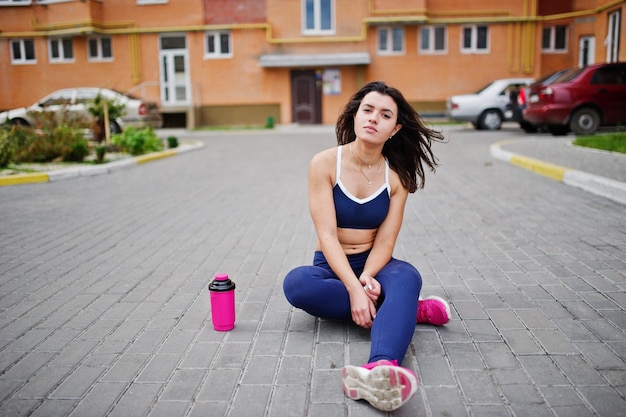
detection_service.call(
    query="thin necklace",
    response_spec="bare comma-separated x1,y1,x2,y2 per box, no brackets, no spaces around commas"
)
350,143,382,187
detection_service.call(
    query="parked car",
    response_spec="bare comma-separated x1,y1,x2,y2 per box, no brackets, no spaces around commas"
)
0,87,163,134
509,69,572,133
523,62,626,136
446,78,534,130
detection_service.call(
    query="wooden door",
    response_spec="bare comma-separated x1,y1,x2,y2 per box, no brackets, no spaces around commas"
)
291,70,322,124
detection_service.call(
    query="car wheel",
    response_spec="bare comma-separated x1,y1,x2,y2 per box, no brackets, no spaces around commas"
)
547,125,569,136
110,121,122,134
478,110,502,130
10,118,31,128
569,107,600,135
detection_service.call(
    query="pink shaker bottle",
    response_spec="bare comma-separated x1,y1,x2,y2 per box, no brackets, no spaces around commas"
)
208,273,236,331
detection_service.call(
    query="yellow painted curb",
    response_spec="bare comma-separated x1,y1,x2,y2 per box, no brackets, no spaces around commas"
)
510,155,567,182
0,172,49,186
135,150,178,164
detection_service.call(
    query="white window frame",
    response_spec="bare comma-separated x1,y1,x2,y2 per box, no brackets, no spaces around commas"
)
87,36,113,62
461,25,489,53
377,26,405,55
606,10,621,63
542,25,568,53
137,0,167,4
48,37,74,63
302,0,334,35
0,0,32,5
205,31,233,59
419,25,447,54
36,0,83,4
10,38,36,64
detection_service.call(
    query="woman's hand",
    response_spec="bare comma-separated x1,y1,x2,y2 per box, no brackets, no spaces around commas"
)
360,273,381,304
348,285,377,329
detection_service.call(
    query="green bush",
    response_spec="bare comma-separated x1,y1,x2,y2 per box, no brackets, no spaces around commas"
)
95,145,106,163
167,136,179,148
51,125,89,162
16,131,59,163
10,124,89,163
0,128,16,168
111,127,163,156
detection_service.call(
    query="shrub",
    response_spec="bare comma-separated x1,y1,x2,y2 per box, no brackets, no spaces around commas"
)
88,93,126,143
9,125,38,162
0,128,16,168
16,131,59,163
95,145,106,163
10,124,89,163
112,127,163,156
51,125,89,162
167,136,179,148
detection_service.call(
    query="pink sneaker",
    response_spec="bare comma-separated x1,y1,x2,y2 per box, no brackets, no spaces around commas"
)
417,296,451,325
342,359,418,411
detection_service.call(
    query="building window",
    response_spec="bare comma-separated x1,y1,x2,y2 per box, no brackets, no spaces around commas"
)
88,36,113,61
205,31,232,58
303,0,333,34
419,26,446,54
542,25,568,52
378,27,404,55
461,25,488,53
606,10,621,62
0,0,32,5
49,38,74,62
10,38,36,64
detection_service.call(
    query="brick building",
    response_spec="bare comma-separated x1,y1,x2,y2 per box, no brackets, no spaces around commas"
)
0,0,624,128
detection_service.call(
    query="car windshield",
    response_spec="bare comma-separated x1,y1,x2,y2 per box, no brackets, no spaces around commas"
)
474,82,494,94
534,70,569,85
549,68,583,84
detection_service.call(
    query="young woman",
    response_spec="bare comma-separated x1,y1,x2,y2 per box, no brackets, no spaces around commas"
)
283,81,450,412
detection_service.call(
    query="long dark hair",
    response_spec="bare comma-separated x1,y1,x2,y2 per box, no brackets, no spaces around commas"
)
335,81,445,192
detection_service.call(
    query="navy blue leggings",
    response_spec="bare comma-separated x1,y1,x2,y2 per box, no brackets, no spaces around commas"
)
283,251,422,363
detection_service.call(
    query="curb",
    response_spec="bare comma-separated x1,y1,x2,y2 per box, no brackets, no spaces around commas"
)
490,140,626,206
0,140,204,187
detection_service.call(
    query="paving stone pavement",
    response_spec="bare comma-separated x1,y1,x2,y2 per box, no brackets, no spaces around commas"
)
0,124,624,417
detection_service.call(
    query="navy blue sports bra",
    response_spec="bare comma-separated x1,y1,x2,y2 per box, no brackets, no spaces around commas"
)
333,145,391,230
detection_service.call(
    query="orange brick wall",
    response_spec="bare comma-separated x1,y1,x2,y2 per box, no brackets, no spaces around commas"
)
0,0,623,126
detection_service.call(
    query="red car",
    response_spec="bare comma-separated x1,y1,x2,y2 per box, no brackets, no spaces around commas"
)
523,62,626,135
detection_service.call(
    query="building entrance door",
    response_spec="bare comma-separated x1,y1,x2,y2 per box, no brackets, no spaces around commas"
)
159,35,190,106
578,36,595,68
291,70,322,124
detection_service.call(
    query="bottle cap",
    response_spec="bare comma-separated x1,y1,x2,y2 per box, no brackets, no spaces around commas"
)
215,273,229,281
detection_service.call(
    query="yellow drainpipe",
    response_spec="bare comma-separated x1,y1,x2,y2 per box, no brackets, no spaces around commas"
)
129,33,141,84
522,0,537,74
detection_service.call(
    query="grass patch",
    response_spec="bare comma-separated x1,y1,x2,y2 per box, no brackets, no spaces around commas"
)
573,132,626,154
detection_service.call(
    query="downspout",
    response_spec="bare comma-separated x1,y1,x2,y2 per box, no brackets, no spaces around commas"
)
129,33,141,84
522,0,537,74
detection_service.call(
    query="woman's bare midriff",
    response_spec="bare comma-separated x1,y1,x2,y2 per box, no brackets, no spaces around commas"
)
316,227,377,255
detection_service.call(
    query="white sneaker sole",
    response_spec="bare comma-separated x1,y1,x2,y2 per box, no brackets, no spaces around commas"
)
342,364,418,411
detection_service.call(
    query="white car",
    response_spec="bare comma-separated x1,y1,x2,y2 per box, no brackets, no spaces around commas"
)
446,78,534,130
0,87,163,133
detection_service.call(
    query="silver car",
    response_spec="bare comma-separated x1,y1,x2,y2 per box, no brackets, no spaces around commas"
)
446,78,534,130
0,87,163,133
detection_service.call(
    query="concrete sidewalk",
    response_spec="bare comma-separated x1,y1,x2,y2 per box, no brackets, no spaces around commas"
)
0,125,624,417
490,135,626,206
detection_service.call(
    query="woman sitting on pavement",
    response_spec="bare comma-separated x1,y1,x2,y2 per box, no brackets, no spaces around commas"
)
283,81,451,411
